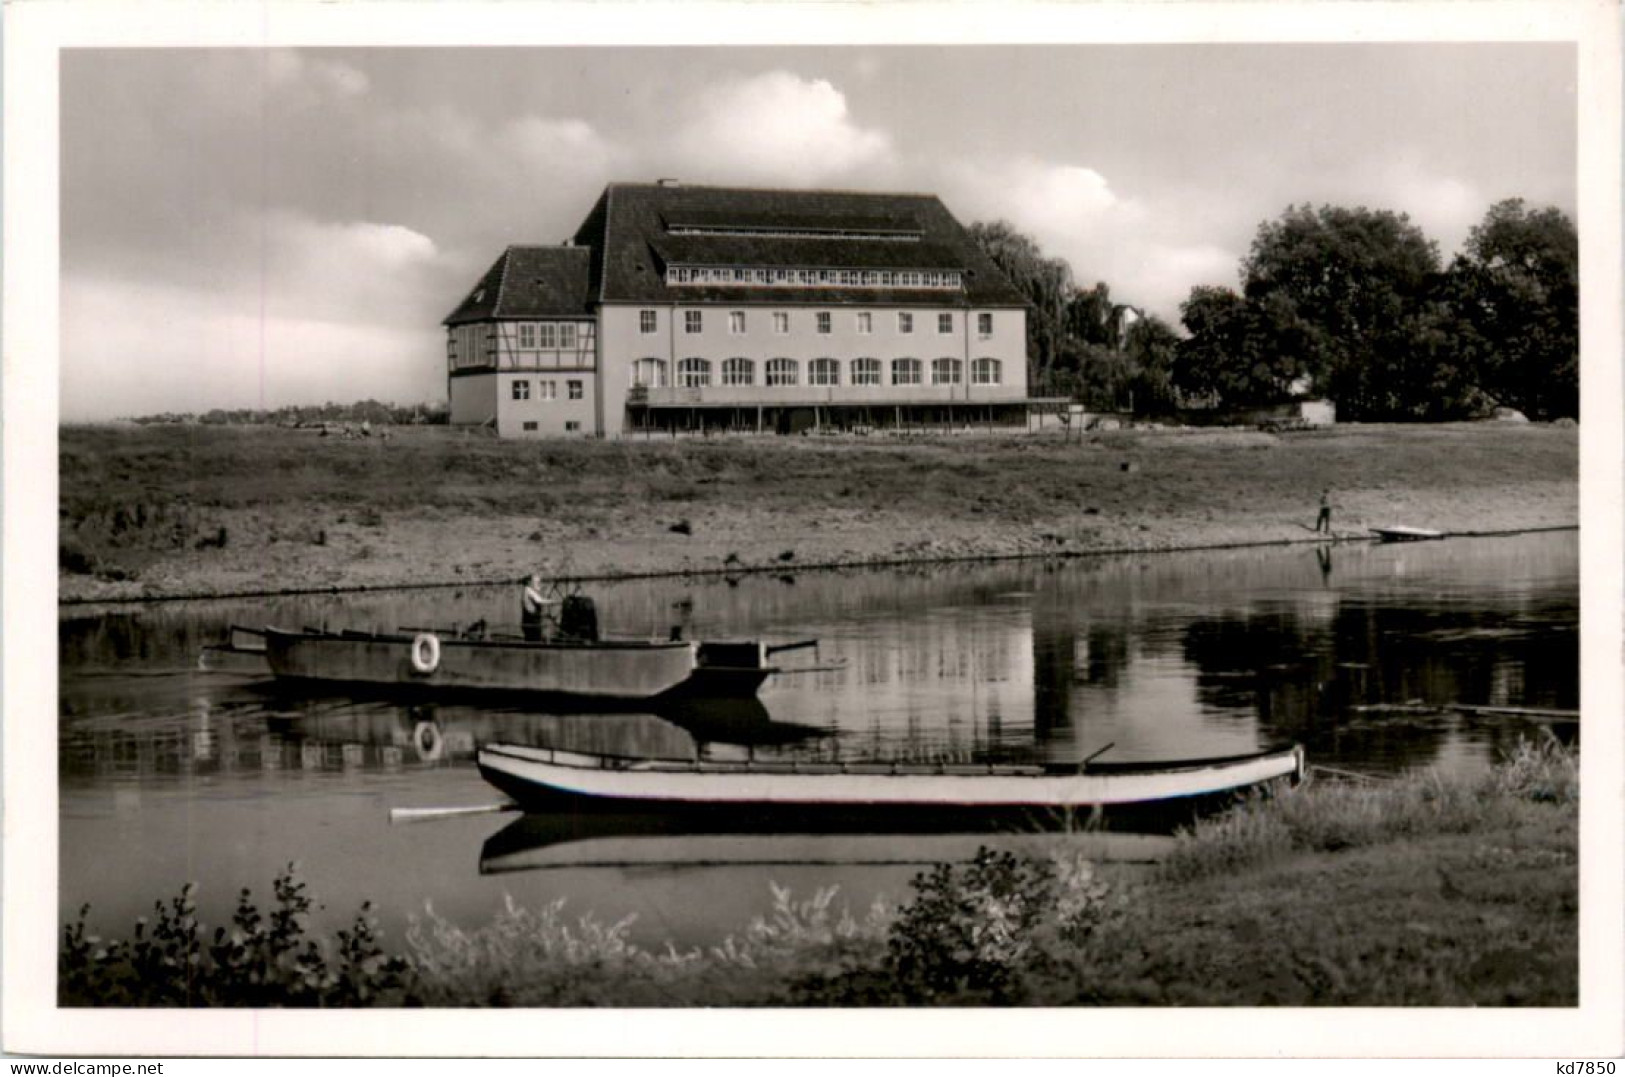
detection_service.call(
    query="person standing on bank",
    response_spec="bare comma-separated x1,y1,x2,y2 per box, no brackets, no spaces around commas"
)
1315,488,1333,534
521,573,550,642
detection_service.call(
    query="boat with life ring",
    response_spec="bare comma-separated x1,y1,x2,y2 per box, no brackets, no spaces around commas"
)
475,742,1307,823
260,625,775,702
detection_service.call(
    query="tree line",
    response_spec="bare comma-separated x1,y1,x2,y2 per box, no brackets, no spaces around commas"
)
130,399,450,427
970,198,1578,421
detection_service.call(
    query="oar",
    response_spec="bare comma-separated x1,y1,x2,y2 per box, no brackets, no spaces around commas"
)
765,639,819,657
1081,741,1117,766
389,801,519,824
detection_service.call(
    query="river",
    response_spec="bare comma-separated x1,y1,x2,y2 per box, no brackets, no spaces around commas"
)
58,531,1577,950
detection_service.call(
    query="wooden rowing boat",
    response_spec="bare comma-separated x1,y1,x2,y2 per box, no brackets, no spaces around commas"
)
1371,526,1446,543
476,742,1305,820
197,624,269,672
261,626,774,702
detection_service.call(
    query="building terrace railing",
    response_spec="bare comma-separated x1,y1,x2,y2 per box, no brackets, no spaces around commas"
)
635,384,1027,407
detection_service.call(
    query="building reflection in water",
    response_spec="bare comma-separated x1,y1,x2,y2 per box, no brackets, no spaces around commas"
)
59,533,1577,786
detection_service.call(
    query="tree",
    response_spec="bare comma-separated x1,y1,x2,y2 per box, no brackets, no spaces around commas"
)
1241,204,1442,419
967,221,1075,390
1446,199,1578,419
1122,314,1182,414
1173,286,1311,407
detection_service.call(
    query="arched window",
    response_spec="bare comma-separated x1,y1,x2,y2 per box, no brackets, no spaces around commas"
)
972,358,1002,386
932,358,963,385
631,358,668,388
850,358,882,386
891,358,922,386
809,358,840,386
677,357,712,388
765,358,800,387
722,358,755,386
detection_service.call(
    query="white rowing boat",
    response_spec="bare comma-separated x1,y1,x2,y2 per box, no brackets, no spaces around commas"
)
476,742,1305,820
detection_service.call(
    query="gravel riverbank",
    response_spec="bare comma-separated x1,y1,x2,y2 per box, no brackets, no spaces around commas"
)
58,421,1578,603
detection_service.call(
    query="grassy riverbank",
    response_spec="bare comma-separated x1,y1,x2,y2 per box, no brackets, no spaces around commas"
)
61,740,1577,1007
58,421,1577,601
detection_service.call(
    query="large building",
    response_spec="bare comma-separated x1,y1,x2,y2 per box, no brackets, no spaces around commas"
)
443,181,1038,438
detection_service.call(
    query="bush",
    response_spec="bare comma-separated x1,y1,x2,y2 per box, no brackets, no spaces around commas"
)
59,536,98,575
60,865,411,1007
405,883,890,1007
1161,738,1578,883
794,847,1113,1005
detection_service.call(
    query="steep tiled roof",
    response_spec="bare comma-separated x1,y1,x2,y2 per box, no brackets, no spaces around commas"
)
443,246,594,325
573,183,1029,309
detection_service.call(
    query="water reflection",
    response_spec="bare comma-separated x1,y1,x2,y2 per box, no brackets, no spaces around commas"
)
62,533,1577,780
59,532,1578,943
479,813,1175,875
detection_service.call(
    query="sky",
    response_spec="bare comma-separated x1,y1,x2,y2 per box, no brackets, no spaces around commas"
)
59,43,1577,420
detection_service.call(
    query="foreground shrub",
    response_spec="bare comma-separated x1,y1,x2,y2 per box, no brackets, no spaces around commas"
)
60,865,411,1007
1487,736,1578,804
793,847,1113,1005
1162,737,1578,883
405,882,890,1007
61,743,1573,1007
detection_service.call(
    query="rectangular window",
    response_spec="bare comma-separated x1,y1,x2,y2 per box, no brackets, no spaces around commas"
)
537,323,558,349
640,310,658,334
518,324,537,348
978,312,993,337
729,311,746,335
539,381,557,401
938,313,954,334
685,311,703,334
559,324,577,348
568,380,583,400
816,312,831,334
565,421,581,432
512,380,530,401
857,312,872,334
899,312,914,334
522,421,538,431
773,312,789,335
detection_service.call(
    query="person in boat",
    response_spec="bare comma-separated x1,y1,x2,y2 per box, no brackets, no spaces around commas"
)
1315,488,1332,534
521,574,553,642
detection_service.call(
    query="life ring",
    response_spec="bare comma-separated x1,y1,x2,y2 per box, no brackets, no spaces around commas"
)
412,720,444,762
410,632,441,675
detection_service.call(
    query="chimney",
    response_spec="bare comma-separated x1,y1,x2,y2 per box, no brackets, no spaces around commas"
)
657,178,682,188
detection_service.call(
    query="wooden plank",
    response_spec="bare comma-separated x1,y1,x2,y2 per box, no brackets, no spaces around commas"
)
1449,703,1579,722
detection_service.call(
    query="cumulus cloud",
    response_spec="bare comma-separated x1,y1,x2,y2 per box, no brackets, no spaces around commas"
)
667,71,894,186
259,212,440,323
265,49,371,104
948,157,1128,235
61,210,449,420
503,116,622,181
63,275,446,421
1373,160,1482,257
938,155,1255,319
